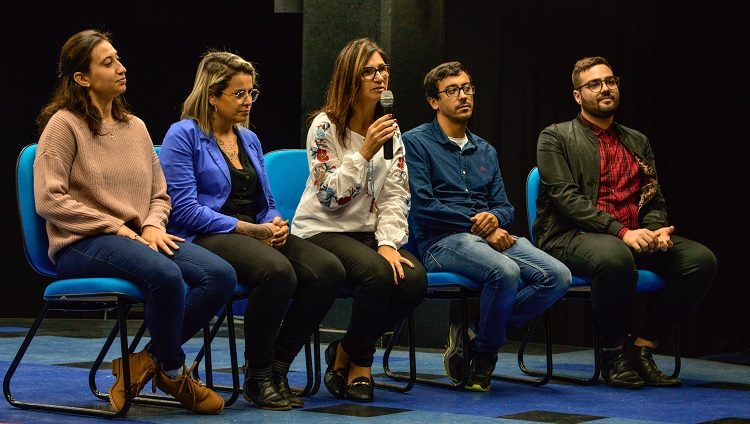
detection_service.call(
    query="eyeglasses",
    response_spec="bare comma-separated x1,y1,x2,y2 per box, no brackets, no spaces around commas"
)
221,89,260,103
575,76,620,93
361,64,391,80
437,83,476,98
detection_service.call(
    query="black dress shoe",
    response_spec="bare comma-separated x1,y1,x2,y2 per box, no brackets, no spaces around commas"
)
273,372,304,408
626,345,682,387
345,376,374,402
324,340,347,399
243,376,292,410
601,350,645,389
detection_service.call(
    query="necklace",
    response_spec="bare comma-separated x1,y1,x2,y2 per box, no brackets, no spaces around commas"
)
101,123,115,140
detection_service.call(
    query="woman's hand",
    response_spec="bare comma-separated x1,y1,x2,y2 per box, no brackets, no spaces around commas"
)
140,225,184,255
269,217,289,250
118,224,184,255
234,220,287,249
377,245,415,286
359,114,398,161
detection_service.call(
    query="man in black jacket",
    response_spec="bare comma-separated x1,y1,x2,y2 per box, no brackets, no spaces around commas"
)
535,56,717,389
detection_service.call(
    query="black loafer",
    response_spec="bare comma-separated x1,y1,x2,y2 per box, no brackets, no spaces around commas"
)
601,350,645,389
626,345,682,387
345,376,373,402
324,340,347,399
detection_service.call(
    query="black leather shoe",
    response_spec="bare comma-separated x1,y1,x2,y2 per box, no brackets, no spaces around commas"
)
273,372,304,407
243,376,292,410
601,350,645,389
626,345,682,387
324,340,347,399
345,376,374,402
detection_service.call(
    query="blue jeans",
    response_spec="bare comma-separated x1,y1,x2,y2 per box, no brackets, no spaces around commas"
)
55,235,236,370
424,233,571,354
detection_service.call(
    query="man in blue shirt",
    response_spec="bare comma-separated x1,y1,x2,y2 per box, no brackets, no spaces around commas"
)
402,61,571,392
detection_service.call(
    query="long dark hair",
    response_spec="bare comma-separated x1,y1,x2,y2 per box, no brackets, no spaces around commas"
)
36,29,131,136
311,38,388,147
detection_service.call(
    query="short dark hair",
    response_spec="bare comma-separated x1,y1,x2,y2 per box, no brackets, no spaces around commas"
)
572,56,612,88
423,61,470,99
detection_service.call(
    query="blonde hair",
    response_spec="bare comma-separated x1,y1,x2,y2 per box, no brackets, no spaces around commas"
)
181,51,257,135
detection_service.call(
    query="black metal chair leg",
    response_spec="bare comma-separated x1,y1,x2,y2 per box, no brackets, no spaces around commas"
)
381,287,553,391
377,316,416,392
4,302,139,417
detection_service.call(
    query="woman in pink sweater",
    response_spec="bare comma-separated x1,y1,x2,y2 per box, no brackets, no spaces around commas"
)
33,29,236,415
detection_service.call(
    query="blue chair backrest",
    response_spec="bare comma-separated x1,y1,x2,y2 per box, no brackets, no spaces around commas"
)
264,149,309,227
526,166,664,291
526,167,541,246
16,143,56,278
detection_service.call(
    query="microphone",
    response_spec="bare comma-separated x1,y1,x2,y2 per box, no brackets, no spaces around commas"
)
380,90,394,159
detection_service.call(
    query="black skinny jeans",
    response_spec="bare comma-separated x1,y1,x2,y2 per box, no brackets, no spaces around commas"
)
307,232,428,368
563,233,717,348
194,233,345,371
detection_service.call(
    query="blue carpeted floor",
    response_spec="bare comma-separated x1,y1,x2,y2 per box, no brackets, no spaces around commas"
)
1,318,749,423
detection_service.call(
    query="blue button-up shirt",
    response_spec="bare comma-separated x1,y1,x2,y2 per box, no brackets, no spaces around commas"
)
402,119,514,259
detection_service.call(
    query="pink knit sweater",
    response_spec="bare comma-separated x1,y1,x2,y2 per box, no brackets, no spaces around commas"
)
34,109,171,263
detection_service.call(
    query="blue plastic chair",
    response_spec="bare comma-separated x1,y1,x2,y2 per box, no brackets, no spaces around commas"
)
263,149,552,391
383,231,553,390
4,143,184,417
264,148,311,228
521,166,680,384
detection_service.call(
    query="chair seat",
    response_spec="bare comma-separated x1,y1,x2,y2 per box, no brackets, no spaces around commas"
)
426,272,483,291
570,270,665,292
43,278,147,302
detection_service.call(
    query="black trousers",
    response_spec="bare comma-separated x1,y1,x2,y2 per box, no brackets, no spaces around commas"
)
194,233,345,370
562,233,717,348
308,232,428,367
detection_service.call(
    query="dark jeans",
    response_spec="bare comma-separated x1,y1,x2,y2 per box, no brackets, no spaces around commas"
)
55,235,236,371
307,232,428,368
562,233,717,348
194,233,344,370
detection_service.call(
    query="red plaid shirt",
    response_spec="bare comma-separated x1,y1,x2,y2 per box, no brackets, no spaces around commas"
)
582,117,640,239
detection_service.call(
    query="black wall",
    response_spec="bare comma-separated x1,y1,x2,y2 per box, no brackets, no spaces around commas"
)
3,1,747,358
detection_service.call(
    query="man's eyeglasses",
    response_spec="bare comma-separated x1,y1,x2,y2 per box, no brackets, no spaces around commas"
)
361,64,391,80
221,89,260,103
575,76,620,93
437,84,476,98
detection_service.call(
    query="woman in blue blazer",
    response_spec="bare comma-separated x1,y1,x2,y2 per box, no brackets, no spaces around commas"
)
160,51,345,411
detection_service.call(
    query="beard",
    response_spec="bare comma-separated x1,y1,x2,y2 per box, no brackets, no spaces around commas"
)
582,92,619,119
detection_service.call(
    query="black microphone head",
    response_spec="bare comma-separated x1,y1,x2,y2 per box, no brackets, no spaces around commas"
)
380,90,394,107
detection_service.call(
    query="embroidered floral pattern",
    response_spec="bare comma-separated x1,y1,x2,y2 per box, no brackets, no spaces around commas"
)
634,155,658,210
311,120,363,208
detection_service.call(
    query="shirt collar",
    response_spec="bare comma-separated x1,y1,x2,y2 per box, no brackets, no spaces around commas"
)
430,118,477,151
580,113,616,137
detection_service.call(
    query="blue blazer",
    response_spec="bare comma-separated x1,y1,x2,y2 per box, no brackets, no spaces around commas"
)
159,119,279,242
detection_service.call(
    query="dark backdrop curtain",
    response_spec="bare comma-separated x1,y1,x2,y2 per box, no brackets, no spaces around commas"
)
442,0,747,357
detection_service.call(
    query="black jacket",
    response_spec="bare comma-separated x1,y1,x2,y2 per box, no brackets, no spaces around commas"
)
534,115,668,260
